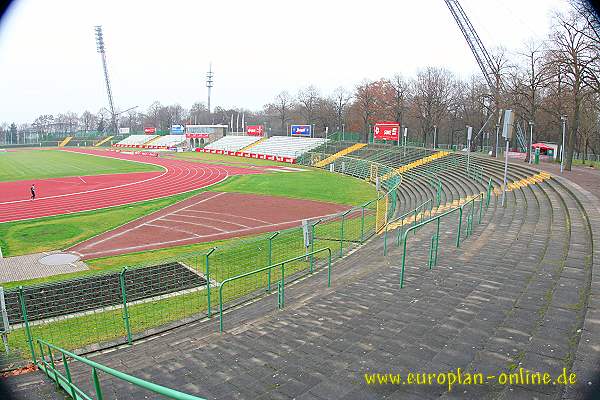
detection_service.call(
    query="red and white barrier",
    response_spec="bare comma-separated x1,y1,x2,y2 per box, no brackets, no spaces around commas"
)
195,148,296,164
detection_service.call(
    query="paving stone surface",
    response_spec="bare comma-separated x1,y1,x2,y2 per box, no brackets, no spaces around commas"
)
2,155,599,400
0,251,88,283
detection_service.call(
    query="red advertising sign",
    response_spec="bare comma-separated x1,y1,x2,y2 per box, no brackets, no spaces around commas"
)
144,127,157,134
185,133,209,139
246,125,264,136
373,122,400,141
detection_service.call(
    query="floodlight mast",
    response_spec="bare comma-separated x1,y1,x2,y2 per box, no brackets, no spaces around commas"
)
206,63,214,115
94,25,117,135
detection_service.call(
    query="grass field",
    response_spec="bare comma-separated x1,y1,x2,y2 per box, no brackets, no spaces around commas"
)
0,149,162,182
0,189,206,258
0,164,375,287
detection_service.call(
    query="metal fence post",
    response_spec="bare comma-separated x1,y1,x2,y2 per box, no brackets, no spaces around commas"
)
205,248,216,317
456,208,463,247
119,268,132,345
280,263,285,308
360,206,365,242
18,286,35,361
340,213,345,257
62,351,77,398
267,232,279,292
327,250,332,287
383,226,388,256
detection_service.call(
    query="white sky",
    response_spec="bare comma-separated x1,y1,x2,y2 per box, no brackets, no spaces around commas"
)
0,0,570,123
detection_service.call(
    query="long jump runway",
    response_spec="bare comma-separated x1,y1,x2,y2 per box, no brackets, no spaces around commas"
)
0,149,262,223
68,192,349,259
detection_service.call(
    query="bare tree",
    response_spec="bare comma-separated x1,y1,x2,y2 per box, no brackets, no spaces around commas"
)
412,67,455,145
331,87,352,131
387,74,411,127
549,12,598,170
510,42,549,161
353,80,380,142
297,86,320,125
265,91,295,135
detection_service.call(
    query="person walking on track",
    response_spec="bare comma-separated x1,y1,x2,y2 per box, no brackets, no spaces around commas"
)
30,184,36,200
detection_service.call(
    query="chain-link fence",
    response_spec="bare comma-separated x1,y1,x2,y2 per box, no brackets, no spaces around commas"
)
1,170,400,370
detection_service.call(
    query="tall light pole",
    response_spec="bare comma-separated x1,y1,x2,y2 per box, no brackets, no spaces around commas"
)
206,63,214,115
560,115,567,173
94,26,117,135
528,121,534,164
433,125,437,148
467,125,472,173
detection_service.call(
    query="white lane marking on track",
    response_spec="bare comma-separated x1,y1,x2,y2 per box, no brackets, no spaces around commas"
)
160,216,248,230
78,210,349,257
153,218,229,232
78,176,87,184
176,209,272,224
144,223,205,237
0,170,168,205
168,213,252,228
0,150,238,223
78,192,226,250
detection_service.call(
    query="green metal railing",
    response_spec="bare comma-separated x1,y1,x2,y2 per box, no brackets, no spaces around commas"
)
218,248,332,332
35,338,205,400
398,192,487,288
383,199,433,256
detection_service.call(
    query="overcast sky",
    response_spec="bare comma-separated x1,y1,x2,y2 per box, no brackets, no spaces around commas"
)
0,0,571,124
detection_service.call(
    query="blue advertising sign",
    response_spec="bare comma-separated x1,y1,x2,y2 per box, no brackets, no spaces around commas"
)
171,124,185,134
291,125,312,137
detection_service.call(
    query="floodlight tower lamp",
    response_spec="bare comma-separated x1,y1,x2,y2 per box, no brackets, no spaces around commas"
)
94,25,117,135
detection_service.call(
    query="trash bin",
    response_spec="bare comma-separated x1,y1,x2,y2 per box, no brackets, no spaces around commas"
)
534,148,540,164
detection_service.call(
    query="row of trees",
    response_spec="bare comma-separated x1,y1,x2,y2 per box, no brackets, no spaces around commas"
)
1,6,598,170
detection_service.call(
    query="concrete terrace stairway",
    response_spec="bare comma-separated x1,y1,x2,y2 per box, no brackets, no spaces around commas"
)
314,143,367,167
94,136,114,146
238,137,267,152
7,149,597,400
58,136,73,147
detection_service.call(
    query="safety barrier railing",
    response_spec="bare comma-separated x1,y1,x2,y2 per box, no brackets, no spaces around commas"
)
218,248,332,332
35,338,204,400
397,192,486,288
383,199,433,256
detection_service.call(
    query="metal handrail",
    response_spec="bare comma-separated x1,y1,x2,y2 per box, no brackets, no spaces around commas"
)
218,248,332,332
35,338,205,400
398,191,486,288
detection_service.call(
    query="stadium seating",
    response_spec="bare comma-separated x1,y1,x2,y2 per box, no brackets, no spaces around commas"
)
248,136,327,158
114,135,158,147
204,136,263,152
148,135,186,148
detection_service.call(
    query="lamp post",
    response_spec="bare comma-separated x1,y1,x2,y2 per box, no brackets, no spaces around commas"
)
528,121,534,164
433,125,437,149
403,126,408,158
560,115,566,173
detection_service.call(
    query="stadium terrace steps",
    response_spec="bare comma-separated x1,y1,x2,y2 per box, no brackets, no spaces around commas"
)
142,135,162,145
31,161,594,399
314,143,367,167
10,144,597,399
114,134,158,147
238,136,267,152
149,135,186,147
251,136,328,159
204,135,263,152
58,136,73,147
94,136,113,146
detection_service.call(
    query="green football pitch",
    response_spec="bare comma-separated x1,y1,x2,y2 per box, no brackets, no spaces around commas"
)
0,149,162,182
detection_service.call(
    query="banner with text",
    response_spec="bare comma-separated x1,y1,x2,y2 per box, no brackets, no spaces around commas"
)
246,125,264,136
291,125,312,137
374,122,400,141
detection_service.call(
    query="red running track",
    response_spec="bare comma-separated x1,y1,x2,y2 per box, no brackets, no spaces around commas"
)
0,148,262,223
